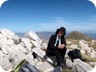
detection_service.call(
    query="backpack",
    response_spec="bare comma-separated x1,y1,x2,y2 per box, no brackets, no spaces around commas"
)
68,49,82,62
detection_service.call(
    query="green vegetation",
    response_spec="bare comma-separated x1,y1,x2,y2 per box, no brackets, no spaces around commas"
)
62,67,72,72
12,59,27,72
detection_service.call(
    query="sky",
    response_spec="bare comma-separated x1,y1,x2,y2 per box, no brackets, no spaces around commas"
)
0,0,96,33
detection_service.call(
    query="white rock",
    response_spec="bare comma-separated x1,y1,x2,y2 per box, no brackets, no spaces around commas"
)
72,59,93,72
11,35,20,44
41,42,47,50
0,54,12,70
67,41,72,44
26,52,34,64
0,29,15,36
25,31,41,43
31,40,41,48
32,48,46,58
89,62,96,67
90,66,96,72
91,50,96,58
0,65,8,72
80,50,85,55
0,37,14,45
15,44,28,54
66,58,73,67
0,34,5,39
36,62,54,72
0,29,20,44
8,50,26,68
21,38,33,51
79,40,91,55
92,40,96,43
70,44,79,49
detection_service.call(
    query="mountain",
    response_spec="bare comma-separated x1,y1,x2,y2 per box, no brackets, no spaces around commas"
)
36,31,54,40
66,31,93,41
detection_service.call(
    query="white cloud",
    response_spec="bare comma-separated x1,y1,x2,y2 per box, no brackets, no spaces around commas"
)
37,17,96,32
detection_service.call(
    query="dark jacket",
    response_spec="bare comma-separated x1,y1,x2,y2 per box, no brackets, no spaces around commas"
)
47,34,66,50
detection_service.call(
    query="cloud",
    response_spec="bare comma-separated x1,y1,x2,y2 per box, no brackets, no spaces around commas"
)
37,17,96,32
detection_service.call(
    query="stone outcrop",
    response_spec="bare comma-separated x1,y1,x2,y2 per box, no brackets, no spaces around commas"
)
72,59,93,72
0,29,95,72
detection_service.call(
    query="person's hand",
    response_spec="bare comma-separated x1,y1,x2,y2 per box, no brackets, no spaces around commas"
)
61,44,65,48
60,44,65,49
58,44,65,49
58,45,62,49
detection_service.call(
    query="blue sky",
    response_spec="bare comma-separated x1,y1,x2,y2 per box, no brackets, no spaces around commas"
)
0,0,96,33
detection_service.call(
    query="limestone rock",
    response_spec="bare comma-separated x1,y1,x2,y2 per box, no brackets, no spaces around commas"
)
79,40,91,55
21,38,33,51
89,62,96,67
70,44,79,49
41,42,47,50
0,29,15,36
25,31,42,44
72,59,93,72
66,58,73,67
36,62,54,72
31,40,41,48
0,65,8,72
80,50,85,55
67,41,72,44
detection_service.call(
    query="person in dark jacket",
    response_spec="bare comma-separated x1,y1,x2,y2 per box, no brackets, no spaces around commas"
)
46,27,67,68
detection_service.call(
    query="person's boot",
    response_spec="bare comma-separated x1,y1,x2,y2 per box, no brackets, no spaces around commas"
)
60,63,67,69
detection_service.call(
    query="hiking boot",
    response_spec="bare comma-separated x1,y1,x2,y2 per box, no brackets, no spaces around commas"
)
60,63,67,69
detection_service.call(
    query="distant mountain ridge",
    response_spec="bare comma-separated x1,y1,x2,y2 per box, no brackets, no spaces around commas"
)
16,31,96,41
66,31,93,41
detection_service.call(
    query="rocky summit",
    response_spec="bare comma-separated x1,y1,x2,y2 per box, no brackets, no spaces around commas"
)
0,29,95,72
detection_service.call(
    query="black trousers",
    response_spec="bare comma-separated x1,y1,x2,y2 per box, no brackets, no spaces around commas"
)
46,48,67,66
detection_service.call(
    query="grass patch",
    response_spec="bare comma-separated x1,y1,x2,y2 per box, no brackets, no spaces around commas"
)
82,54,96,62
62,67,72,72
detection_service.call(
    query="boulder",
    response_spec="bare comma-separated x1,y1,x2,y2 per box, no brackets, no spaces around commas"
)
67,41,72,44
89,62,96,67
21,38,33,51
36,62,54,72
72,59,93,72
79,40,91,55
41,42,47,50
26,52,34,65
8,50,26,69
0,65,8,72
0,54,12,70
0,29,15,36
25,31,42,44
90,50,96,58
32,48,46,58
70,44,79,49
31,40,41,48
90,66,96,72
0,29,20,44
32,48,54,64
66,58,73,67
80,50,85,55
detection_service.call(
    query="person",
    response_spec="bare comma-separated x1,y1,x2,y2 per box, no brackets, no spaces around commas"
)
46,27,67,68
